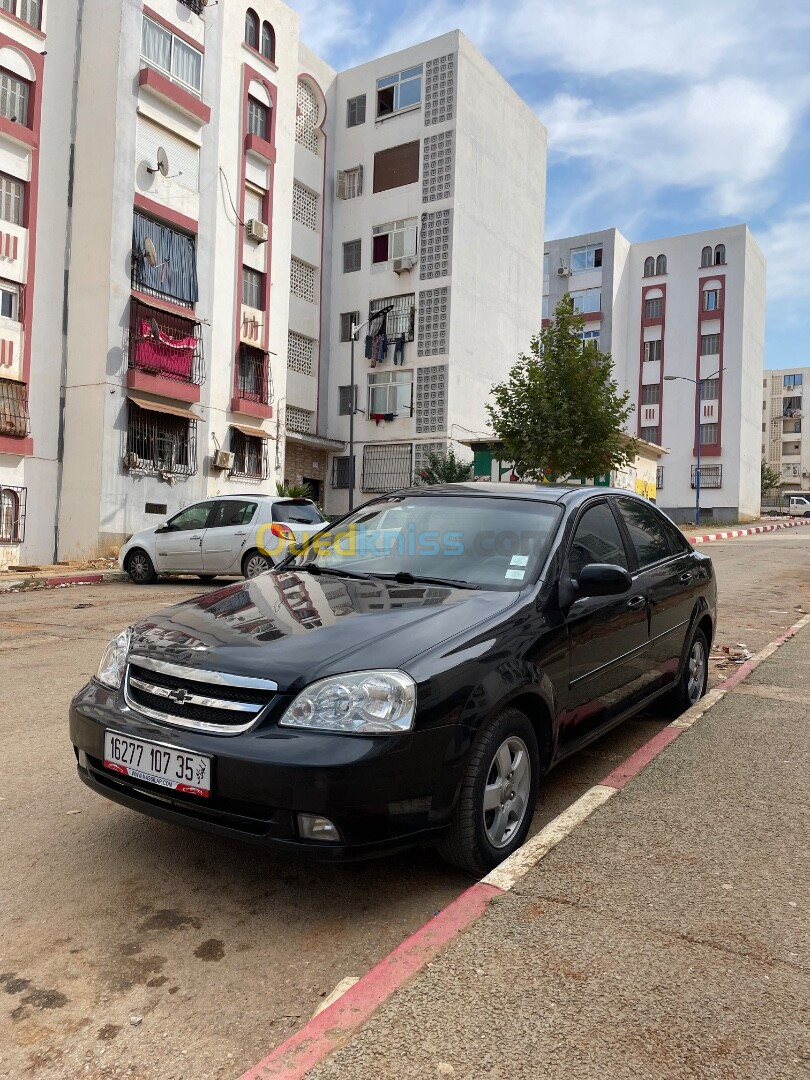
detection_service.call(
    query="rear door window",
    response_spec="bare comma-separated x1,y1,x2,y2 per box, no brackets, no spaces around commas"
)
615,498,672,568
209,500,258,528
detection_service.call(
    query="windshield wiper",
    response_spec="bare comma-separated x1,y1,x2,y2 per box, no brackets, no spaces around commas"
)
292,562,372,581
369,571,480,590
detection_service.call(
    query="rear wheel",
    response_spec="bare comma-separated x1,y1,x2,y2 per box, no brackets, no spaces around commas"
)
437,707,540,877
126,549,156,585
666,628,708,716
242,550,272,579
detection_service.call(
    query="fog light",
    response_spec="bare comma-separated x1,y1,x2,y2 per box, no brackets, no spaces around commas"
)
298,813,340,842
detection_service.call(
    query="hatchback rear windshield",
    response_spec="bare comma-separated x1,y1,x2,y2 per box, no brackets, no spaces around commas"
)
288,495,561,590
271,500,325,525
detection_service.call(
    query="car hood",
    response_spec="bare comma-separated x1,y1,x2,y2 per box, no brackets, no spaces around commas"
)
128,570,519,692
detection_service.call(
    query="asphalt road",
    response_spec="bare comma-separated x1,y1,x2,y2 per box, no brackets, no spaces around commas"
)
1,530,809,1080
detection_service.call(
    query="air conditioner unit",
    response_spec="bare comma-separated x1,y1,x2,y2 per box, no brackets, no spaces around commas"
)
557,266,569,276
213,449,234,470
246,219,268,244
393,256,418,274
123,452,140,469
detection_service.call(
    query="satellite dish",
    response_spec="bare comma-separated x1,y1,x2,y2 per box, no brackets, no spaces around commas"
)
143,237,158,267
157,147,169,177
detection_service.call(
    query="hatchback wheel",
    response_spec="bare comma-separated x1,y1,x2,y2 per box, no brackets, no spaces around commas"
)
126,549,156,585
666,628,708,715
242,550,272,579
437,707,540,876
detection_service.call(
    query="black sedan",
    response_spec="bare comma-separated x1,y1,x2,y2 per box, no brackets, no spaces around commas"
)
70,485,716,875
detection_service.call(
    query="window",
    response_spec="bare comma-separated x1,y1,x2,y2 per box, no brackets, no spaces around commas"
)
541,295,550,320
656,254,667,275
701,245,713,268
0,377,29,437
643,339,662,363
645,297,663,319
332,456,355,489
0,0,40,28
570,287,601,314
377,65,423,118
340,311,360,343
0,173,23,227
347,94,366,127
132,213,199,308
692,464,722,488
567,502,628,581
126,401,197,475
242,267,262,309
368,370,413,417
0,279,19,320
141,17,203,96
641,383,660,405
762,422,767,432
703,289,721,312
166,503,211,531
784,396,802,416
343,239,361,273
0,485,25,543
570,244,602,272
580,329,600,347
699,423,719,444
369,293,415,341
373,141,420,193
656,466,664,491
261,22,275,62
128,298,203,384
372,218,418,266
245,9,259,49
701,333,720,355
237,344,271,403
247,96,268,140
714,244,725,265
615,498,671,567
337,166,363,200
784,374,803,388
700,378,719,400
244,184,264,225
643,256,655,277
210,500,258,528
640,425,660,443
543,253,549,276
231,429,270,480
338,385,357,415
361,443,413,491
0,68,29,126
137,117,200,193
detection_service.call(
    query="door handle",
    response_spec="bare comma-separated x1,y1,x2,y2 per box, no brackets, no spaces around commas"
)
679,572,693,584
189,535,202,540
626,595,646,610
235,531,248,537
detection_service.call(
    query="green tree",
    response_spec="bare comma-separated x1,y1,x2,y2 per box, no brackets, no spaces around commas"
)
761,459,781,495
486,295,637,482
415,446,473,485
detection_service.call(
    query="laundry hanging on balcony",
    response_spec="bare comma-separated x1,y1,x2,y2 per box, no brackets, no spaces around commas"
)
136,321,196,379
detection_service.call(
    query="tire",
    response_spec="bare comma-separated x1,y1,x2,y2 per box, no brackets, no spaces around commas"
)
437,707,540,877
665,628,708,716
241,550,272,579
197,575,218,582
126,549,157,585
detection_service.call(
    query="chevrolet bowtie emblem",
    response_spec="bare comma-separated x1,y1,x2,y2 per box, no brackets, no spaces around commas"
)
168,688,189,704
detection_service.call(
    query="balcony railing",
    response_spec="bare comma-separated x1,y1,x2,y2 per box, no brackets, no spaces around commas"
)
0,377,29,438
127,299,204,385
179,0,204,13
230,429,271,480
132,213,199,310
237,345,272,405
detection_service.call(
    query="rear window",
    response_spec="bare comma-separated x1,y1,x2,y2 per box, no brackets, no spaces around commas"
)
272,499,324,525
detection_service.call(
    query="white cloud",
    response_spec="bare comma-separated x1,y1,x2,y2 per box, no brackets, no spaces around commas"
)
756,203,810,307
289,0,366,60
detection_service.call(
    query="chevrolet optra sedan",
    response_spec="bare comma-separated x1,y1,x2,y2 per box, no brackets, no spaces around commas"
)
71,485,716,875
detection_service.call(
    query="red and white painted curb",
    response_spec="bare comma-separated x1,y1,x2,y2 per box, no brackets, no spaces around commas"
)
239,610,810,1080
686,518,810,545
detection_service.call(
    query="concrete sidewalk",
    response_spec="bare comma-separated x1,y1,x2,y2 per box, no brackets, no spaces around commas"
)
306,633,810,1080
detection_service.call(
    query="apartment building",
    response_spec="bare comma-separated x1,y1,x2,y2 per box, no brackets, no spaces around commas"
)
762,367,810,489
543,225,766,522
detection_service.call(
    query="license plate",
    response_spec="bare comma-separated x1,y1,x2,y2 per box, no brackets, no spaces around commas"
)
103,731,211,797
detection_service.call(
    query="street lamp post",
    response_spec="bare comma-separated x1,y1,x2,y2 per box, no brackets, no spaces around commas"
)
664,368,724,527
349,307,393,511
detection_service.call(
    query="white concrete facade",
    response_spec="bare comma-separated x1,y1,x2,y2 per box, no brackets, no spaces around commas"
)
762,366,810,489
543,224,766,522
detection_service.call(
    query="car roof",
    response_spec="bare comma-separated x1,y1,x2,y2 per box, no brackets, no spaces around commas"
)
199,494,315,503
389,482,648,507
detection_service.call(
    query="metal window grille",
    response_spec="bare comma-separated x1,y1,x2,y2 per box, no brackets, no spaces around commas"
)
237,344,272,404
343,241,361,274
179,0,203,13
0,172,23,225
296,79,320,155
340,311,360,343
699,423,719,445
701,333,720,355
231,429,270,480
132,213,198,308
640,426,660,443
127,298,204,385
692,464,722,489
641,383,660,405
242,267,263,309
290,258,315,302
0,484,25,543
331,455,354,488
369,294,415,341
347,94,366,127
645,297,662,319
287,331,314,375
338,385,356,416
656,466,664,490
0,69,28,126
362,443,413,493
286,406,312,435
700,378,719,400
126,402,197,475
0,377,29,437
247,97,268,140
292,182,318,231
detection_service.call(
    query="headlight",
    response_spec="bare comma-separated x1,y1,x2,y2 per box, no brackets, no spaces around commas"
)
95,628,132,690
279,670,416,735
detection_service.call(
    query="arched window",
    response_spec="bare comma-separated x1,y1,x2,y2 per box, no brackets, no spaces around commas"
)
714,244,725,265
0,488,19,543
245,9,259,49
643,256,655,277
261,22,276,62
701,245,712,268
656,254,667,275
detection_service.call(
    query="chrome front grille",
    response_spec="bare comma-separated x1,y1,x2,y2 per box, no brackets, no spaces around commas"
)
124,656,278,735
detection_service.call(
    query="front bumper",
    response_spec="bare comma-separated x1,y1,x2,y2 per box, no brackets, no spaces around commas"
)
69,681,468,859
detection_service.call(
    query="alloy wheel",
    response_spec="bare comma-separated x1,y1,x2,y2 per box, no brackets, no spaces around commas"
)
483,735,532,849
687,639,706,703
128,552,152,583
244,554,270,578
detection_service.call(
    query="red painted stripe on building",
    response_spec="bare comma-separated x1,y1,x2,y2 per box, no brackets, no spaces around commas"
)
599,725,683,790
239,882,503,1080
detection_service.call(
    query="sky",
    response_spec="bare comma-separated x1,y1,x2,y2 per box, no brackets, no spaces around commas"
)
288,0,810,370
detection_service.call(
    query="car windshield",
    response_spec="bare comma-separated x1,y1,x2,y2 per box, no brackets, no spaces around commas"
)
271,500,325,525
285,494,562,591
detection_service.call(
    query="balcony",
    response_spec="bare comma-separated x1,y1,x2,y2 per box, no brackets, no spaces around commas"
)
132,213,199,311
126,299,203,403
231,344,273,419
0,376,32,455
179,0,204,13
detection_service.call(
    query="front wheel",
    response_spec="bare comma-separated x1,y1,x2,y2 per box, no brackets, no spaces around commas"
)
666,628,708,716
241,550,272,579
126,549,156,585
437,707,540,877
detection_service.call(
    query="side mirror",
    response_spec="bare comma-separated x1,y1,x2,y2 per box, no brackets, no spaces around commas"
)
577,563,632,597
155,524,169,535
